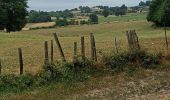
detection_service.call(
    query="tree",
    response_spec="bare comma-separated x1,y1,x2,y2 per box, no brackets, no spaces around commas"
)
89,14,98,24
56,19,68,26
147,0,170,26
0,0,28,32
115,4,127,16
28,10,52,23
103,9,110,17
139,1,146,6
146,0,152,6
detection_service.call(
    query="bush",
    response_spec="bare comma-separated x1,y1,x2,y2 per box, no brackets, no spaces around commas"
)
56,19,68,26
89,14,98,24
80,20,89,25
0,59,95,94
103,50,162,71
0,74,34,93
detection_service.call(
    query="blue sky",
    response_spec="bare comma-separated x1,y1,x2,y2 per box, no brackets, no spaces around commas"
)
28,0,147,11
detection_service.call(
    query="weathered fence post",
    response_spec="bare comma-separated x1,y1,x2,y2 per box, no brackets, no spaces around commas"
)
90,33,97,61
115,37,118,53
92,35,97,61
90,33,95,61
44,41,49,65
126,30,140,51
74,42,77,59
51,40,54,63
53,33,66,62
18,48,23,75
0,59,1,74
164,23,168,51
81,36,85,60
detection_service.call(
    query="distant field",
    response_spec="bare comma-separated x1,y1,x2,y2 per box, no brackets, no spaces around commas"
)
99,12,147,23
23,22,56,30
0,19,169,75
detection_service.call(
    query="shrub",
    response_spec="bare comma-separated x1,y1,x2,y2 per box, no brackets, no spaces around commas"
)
89,14,98,24
103,50,162,71
56,19,68,26
0,74,34,93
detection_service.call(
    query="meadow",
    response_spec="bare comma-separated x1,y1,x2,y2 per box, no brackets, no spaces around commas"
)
0,13,169,75
1,13,170,99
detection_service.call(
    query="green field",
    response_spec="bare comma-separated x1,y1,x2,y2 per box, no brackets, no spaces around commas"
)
1,13,170,99
99,12,147,23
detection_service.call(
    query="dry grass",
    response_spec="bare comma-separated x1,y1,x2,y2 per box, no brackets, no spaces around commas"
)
3,67,170,100
23,22,56,30
0,20,170,75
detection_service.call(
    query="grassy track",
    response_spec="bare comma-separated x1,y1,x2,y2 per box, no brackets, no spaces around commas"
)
0,20,170,74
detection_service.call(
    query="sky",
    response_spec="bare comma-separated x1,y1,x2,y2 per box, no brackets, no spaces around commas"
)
28,0,147,11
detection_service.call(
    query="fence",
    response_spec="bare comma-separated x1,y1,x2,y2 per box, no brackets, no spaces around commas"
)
0,30,168,75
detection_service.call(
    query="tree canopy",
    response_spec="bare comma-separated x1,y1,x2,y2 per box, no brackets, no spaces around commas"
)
147,0,170,26
115,4,127,16
103,9,110,17
89,14,98,24
0,0,28,32
28,10,52,23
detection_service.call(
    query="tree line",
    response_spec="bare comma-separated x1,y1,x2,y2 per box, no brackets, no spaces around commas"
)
0,0,169,32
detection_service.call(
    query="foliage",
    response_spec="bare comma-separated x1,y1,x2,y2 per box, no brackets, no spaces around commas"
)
0,0,28,32
0,58,95,94
103,50,162,72
0,74,34,93
28,10,52,23
56,19,69,26
80,20,89,25
147,0,170,26
139,0,152,6
89,14,98,24
79,6,91,13
103,9,110,17
115,4,128,16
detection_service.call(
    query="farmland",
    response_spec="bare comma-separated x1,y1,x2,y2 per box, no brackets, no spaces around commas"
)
1,13,170,99
0,18,170,75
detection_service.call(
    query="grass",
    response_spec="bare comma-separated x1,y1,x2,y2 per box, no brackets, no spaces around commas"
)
1,13,170,99
2,66,170,100
0,20,170,75
99,12,148,23
23,22,56,30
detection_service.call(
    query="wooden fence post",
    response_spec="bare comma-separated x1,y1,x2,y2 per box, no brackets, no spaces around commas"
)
81,36,85,60
0,59,1,74
115,37,118,53
51,40,54,63
44,41,49,65
53,33,66,62
164,23,168,51
92,34,97,61
18,48,23,75
90,33,95,61
90,33,97,61
74,42,77,59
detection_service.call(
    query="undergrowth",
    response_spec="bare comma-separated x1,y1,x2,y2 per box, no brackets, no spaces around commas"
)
103,49,162,72
0,57,95,94
0,50,163,95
